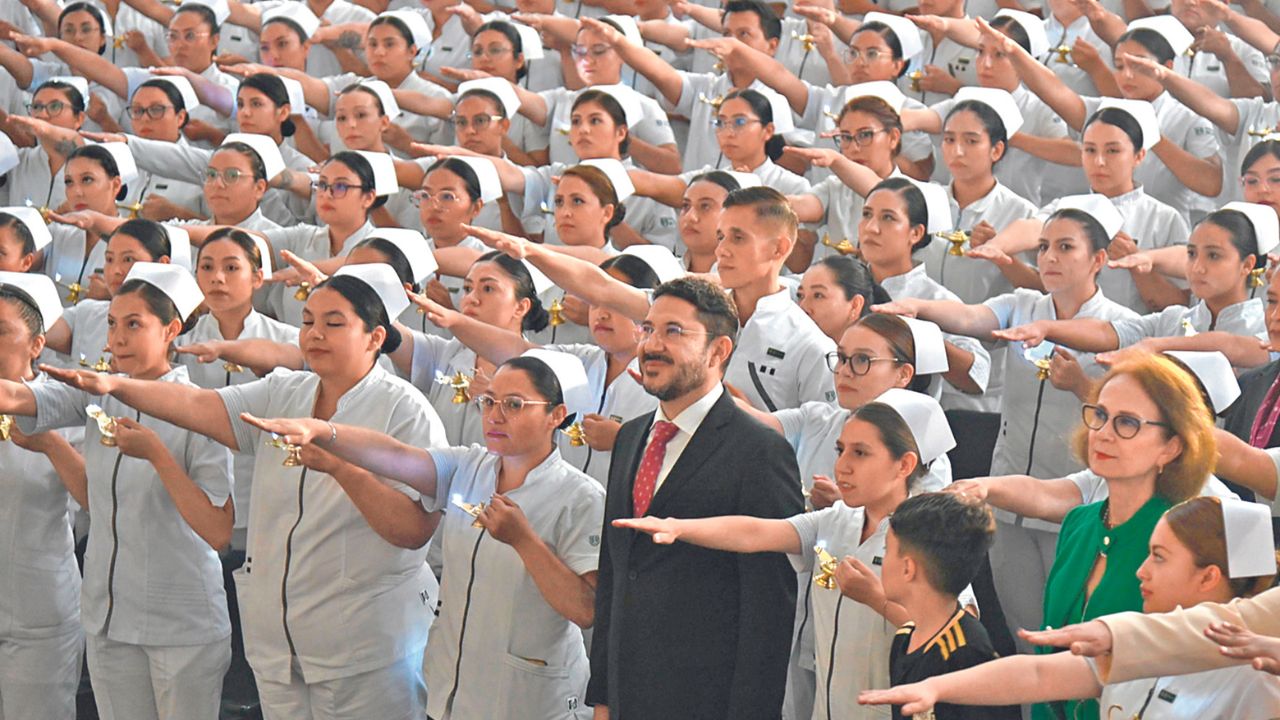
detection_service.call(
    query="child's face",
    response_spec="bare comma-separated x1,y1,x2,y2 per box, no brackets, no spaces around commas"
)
880,528,909,604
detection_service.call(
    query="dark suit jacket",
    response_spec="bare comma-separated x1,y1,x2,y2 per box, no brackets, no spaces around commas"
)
1222,360,1280,502
585,388,804,720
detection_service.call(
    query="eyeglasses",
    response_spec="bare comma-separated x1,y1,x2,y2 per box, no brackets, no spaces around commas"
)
833,128,886,149
713,116,763,134
474,394,552,415
166,30,211,44
203,167,252,185
27,100,68,116
825,350,901,375
638,323,711,342
1240,174,1280,191
127,104,175,120
61,23,101,38
470,44,513,59
1080,404,1169,440
450,113,504,131
570,43,612,60
312,180,368,198
412,189,463,207
843,47,889,64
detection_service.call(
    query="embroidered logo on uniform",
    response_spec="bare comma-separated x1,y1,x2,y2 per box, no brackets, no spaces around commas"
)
589,534,601,547
767,348,786,359
825,391,836,402
1157,689,1177,703
873,556,883,566
567,697,579,711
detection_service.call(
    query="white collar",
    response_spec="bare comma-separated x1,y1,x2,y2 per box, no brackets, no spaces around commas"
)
654,383,723,438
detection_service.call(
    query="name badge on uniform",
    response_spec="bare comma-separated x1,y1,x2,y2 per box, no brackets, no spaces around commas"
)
1157,689,1177,704
155,183,169,191
873,556,883,566
767,348,786,359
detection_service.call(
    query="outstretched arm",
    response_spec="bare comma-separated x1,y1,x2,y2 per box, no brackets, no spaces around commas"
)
991,318,1120,354
407,291,535,364
13,34,128,99
612,514,803,554
948,476,1085,524
872,298,1002,340
857,653,1101,714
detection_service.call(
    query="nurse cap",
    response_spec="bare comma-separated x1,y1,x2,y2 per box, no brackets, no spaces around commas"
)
1222,201,1280,258
179,0,229,26
1127,15,1195,57
1163,350,1240,415
870,388,955,464
1096,98,1161,150
723,170,761,189
458,77,522,119
1221,498,1278,578
0,207,52,251
589,84,644,128
378,10,431,52
1054,194,1125,240
754,86,795,135
520,348,593,418
357,80,401,121
161,224,193,271
123,262,203,321
0,271,63,332
840,81,906,113
261,2,320,37
89,141,139,186
508,20,545,60
221,133,286,183
0,132,16,176
364,228,438,282
47,75,89,100
901,317,949,375
353,151,399,197
953,87,1024,137
333,263,410,320
622,245,685,284
59,0,114,36
450,156,504,203
578,158,635,203
602,14,643,46
144,74,201,112
906,179,953,234
243,232,274,279
994,9,1049,57
275,76,308,117
522,259,554,296
863,12,923,61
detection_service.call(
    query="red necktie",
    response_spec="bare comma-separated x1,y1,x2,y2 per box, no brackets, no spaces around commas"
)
1250,372,1280,448
633,420,679,517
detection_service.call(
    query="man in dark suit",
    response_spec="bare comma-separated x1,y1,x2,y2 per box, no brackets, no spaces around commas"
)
586,276,804,720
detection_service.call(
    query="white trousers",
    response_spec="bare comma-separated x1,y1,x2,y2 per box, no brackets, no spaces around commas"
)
0,627,83,720
256,651,426,720
988,520,1060,654
85,631,231,720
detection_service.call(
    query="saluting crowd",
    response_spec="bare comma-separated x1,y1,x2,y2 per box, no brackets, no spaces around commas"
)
2,0,1280,718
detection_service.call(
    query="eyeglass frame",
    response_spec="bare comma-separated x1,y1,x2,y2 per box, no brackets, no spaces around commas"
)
474,394,553,416
712,115,764,134
26,100,70,116
412,189,466,207
166,30,212,44
833,128,887,149
127,104,176,120
449,113,505,131
824,350,903,375
203,167,253,186
1080,403,1170,440
311,180,370,198
638,322,713,343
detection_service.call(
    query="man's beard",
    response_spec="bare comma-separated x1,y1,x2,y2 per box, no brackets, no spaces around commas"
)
640,351,708,402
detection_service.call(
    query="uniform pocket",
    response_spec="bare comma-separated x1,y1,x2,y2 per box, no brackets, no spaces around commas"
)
499,653,582,719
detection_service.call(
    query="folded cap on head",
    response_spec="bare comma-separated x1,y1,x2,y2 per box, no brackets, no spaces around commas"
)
0,271,62,331
221,133,286,183
1127,15,1195,56
458,77,521,119
261,2,320,37
333,263,410,320
622,245,685,284
1221,498,1277,579
995,9,1049,57
1163,350,1240,415
123,262,203,320
863,12,923,60
364,228,438,282
953,87,1024,137
1096,98,1161,151
1222,201,1280,258
0,207,52,251
578,158,635,203
901,317,948,375
520,348,593,418
1054,194,1125,239
870,388,955,464
357,80,400,121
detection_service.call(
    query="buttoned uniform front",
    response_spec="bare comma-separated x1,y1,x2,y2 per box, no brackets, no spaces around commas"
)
260,220,375,327
404,234,487,338
16,365,233,720
215,366,444,716
319,72,453,154
521,161,679,253
1037,187,1190,314
1112,297,1267,347
421,446,604,720
0,374,84,720
1098,657,1280,717
723,287,837,413
122,67,240,150
538,85,675,169
405,331,489,447
981,287,1137,653
901,32,979,186
110,4,171,71
49,298,109,372
1217,96,1280,205
775,17,832,88
879,265,992,411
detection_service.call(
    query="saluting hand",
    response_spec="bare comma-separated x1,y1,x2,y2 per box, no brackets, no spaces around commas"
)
39,364,120,395
480,493,537,547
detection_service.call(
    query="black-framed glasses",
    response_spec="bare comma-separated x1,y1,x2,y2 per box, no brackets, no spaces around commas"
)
1080,404,1169,439
203,167,250,185
450,113,503,131
712,116,763,133
638,323,710,342
833,128,886,149
27,100,68,116
474,394,552,415
311,180,368,198
825,350,901,375
127,104,175,120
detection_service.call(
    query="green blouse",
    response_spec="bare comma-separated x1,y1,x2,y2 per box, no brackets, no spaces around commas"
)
1031,495,1172,720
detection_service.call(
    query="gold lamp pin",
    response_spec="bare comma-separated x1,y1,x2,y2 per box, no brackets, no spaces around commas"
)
909,70,923,93
452,496,486,528
55,275,84,304
1053,45,1072,64
0,414,12,441
265,433,303,467
293,282,312,302
813,545,839,589
436,370,473,404
113,35,126,49
562,421,586,447
85,404,118,447
79,347,112,373
223,361,246,374
821,234,857,256
1181,317,1198,336
1247,125,1280,138
1032,356,1051,381
697,93,724,109
548,297,566,327
791,31,816,53
935,229,970,256
117,200,143,218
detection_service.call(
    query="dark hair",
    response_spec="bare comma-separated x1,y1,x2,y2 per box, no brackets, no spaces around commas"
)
339,83,391,117
263,14,309,43
817,255,890,312
215,141,270,184
560,165,627,234
355,237,421,293
198,227,264,272
1117,27,1176,66
572,89,631,157
327,151,388,211
475,250,549,332
600,254,660,289
839,96,903,157
112,219,172,260
369,14,417,50
116,278,199,336
1163,353,1228,421
721,0,781,42
1202,208,1265,271
59,2,109,54
502,354,574,429
869,177,931,252
989,14,1031,54
722,185,798,237
428,157,486,203
1044,207,1112,254
1165,497,1280,600
136,78,190,128
0,212,37,255
0,285,46,338
312,273,401,355
474,21,528,80
35,79,86,115
238,73,297,137
67,144,130,201
850,400,929,486
1243,140,1280,175
722,88,785,161
457,88,509,119
688,170,744,194
854,312,932,393
1085,106,1146,152
945,99,1008,162
853,21,908,77
174,4,220,36
889,493,997,595
651,276,739,348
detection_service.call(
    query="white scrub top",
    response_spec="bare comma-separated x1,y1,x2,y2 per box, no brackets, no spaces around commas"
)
724,287,837,412
42,225,107,309
1038,187,1190,314
777,17,832,88
7,146,66,211
57,298,110,373
123,66,240,149
1041,14,1114,98
922,182,1037,305
27,60,126,134
421,446,603,720
407,331,486,447
18,366,233,646
1100,664,1280,719
261,220,376,327
801,87,934,188
420,13,471,81
540,86,675,169
216,365,445,685
1112,297,1266,347
1175,33,1270,103
0,376,80,641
